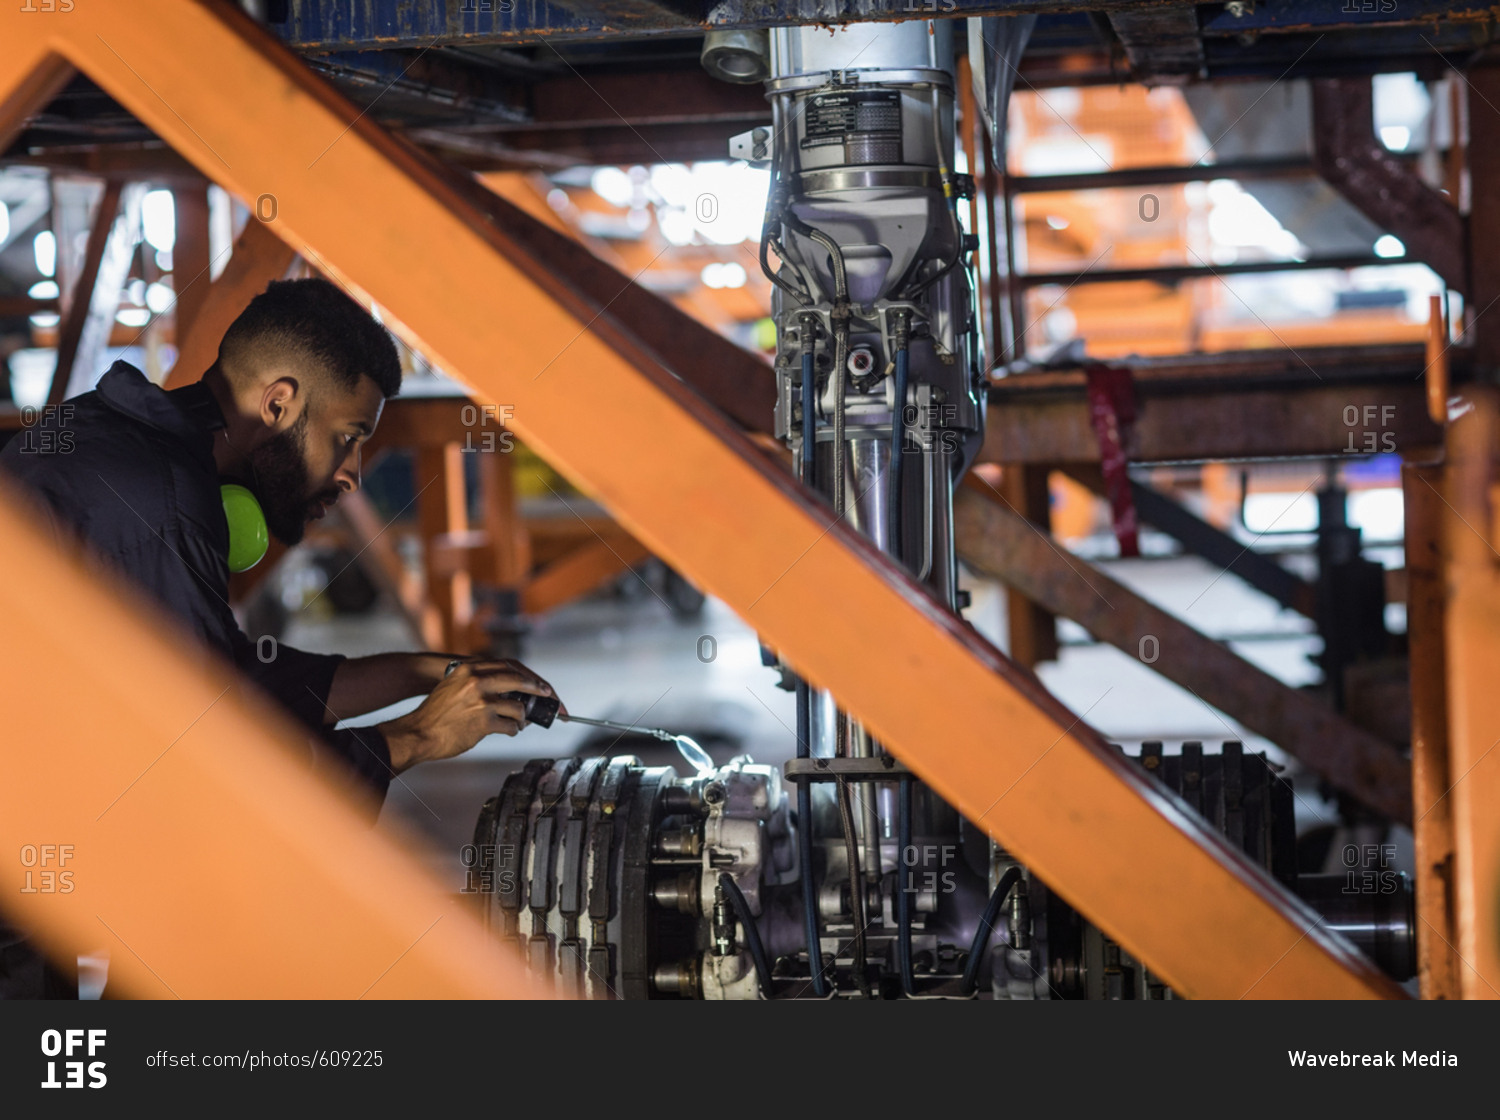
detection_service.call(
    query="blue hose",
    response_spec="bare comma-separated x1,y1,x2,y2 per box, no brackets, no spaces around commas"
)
886,346,909,559
801,350,816,478
962,866,1024,995
897,774,915,995
719,873,773,999
799,346,825,995
795,678,827,996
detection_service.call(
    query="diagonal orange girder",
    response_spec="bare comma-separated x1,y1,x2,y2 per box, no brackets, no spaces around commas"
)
0,475,550,999
0,1,1401,998
1441,388,1500,998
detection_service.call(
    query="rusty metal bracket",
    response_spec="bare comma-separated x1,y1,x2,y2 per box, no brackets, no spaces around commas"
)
954,479,1412,823
1311,77,1466,295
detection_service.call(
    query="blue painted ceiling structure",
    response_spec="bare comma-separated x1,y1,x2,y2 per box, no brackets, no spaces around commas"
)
5,2,1499,176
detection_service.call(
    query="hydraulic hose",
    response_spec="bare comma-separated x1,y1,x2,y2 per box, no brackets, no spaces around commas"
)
801,348,816,482
897,774,915,996
760,217,811,306
886,342,909,560
832,325,848,514
719,873,774,1000
795,678,828,996
835,771,870,996
783,207,850,305
962,865,1023,995
758,98,811,306
783,212,852,517
902,85,966,301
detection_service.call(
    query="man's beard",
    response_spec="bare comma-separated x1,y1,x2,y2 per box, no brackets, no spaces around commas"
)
247,410,339,546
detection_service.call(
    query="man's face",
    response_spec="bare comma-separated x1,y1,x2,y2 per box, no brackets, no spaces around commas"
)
251,377,385,546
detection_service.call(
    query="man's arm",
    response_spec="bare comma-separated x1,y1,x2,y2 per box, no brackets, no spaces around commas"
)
322,651,457,724
322,653,561,725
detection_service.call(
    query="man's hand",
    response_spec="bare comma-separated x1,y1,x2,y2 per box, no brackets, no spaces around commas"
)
378,659,561,773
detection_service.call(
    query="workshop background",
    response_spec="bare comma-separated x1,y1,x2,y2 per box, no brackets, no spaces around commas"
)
0,0,1493,1001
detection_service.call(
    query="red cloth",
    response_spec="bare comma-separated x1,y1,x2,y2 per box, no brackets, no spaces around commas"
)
1083,362,1139,558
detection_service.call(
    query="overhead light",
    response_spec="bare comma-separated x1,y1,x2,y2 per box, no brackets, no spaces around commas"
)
0,201,9,245
116,307,151,327
27,280,59,300
1379,125,1410,151
29,311,60,328
141,189,176,253
1046,215,1070,230
146,282,175,314
589,167,634,209
7,348,56,410
701,261,747,289
33,230,56,277
658,208,695,247
1374,234,1405,258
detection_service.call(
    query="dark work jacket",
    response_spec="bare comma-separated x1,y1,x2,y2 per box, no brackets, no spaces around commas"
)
0,362,394,998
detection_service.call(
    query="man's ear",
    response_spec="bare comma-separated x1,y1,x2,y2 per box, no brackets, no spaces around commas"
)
259,376,301,430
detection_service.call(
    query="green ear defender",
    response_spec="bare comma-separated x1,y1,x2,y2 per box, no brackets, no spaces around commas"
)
221,482,269,572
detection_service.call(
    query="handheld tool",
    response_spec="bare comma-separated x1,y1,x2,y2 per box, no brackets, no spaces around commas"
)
445,661,712,772
555,713,713,773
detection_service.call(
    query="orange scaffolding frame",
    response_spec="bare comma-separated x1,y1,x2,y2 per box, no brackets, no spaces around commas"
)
0,0,1453,999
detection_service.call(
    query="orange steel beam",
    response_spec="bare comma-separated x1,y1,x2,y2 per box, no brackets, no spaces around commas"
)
476,445,529,588
1441,387,1500,998
364,397,476,452
522,535,652,617
171,182,213,341
0,38,72,154
1403,460,1461,999
165,214,297,388
417,441,473,650
0,2,1400,998
1425,294,1450,426
996,464,1059,669
338,491,442,649
1447,65,1500,1000
0,478,547,999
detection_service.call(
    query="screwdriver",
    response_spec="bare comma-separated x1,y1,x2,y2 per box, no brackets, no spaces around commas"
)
551,705,712,774
559,713,714,774
446,664,713,773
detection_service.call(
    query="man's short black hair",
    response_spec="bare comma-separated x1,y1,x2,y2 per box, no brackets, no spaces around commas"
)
217,277,402,399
